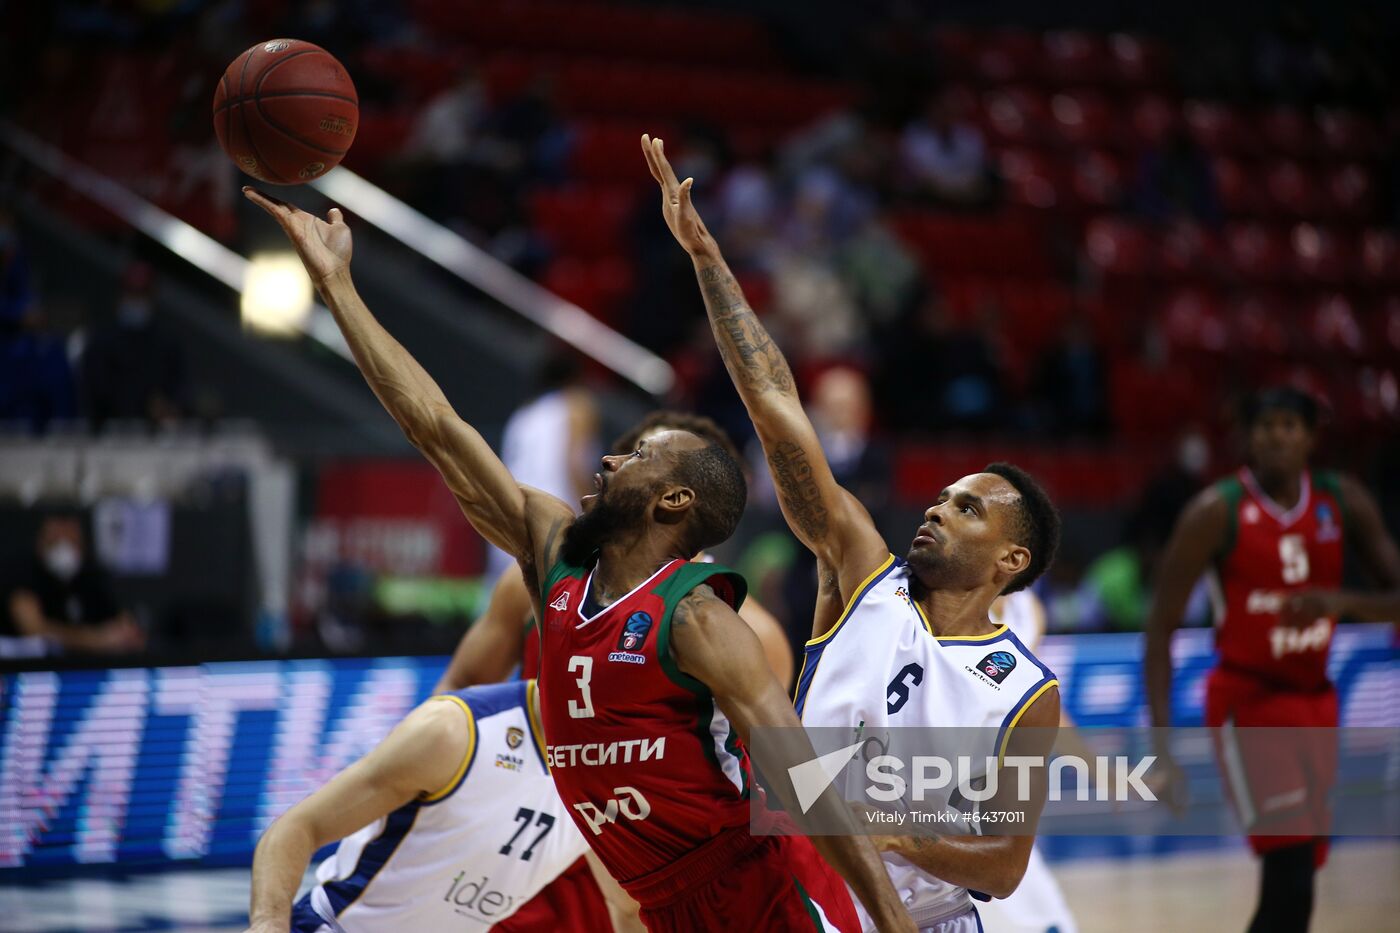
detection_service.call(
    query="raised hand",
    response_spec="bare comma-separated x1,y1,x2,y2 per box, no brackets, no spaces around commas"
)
641,134,716,258
243,186,352,284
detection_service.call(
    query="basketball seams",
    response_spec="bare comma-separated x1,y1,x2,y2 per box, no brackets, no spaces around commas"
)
253,46,355,163
236,44,286,184
212,90,358,115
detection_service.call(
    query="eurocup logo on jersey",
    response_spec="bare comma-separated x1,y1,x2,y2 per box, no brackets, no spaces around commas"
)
619,611,653,651
978,651,1017,684
1316,503,1341,541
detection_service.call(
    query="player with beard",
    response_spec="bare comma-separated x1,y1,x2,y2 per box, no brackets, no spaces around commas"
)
643,135,1061,933
245,187,914,933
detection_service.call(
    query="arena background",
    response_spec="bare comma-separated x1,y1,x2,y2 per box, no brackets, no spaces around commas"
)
0,1,1397,930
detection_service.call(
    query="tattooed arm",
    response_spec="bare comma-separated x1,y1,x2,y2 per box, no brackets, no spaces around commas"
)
244,188,575,595
641,136,887,601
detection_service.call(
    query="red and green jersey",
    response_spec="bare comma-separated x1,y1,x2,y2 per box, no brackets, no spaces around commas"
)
1211,468,1346,690
535,555,752,889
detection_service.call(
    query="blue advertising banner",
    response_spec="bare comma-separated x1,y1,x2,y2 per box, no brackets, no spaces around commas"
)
0,626,1393,871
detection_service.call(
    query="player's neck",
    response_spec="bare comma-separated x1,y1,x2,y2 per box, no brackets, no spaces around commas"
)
592,535,686,605
915,587,1001,638
1251,467,1305,510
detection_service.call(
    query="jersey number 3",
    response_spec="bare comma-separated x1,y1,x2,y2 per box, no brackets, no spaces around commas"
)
1279,534,1310,584
568,655,595,718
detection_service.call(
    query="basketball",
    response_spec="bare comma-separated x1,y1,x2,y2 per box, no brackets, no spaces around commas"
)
212,39,358,185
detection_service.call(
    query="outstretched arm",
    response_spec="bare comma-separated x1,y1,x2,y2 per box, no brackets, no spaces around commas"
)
244,189,574,578
245,699,471,933
434,562,533,693
641,137,887,599
670,587,915,933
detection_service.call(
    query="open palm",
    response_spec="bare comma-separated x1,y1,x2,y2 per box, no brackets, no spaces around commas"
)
243,186,352,282
641,134,715,257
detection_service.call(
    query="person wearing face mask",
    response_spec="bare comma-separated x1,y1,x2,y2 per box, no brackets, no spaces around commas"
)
4,516,144,657
79,261,187,428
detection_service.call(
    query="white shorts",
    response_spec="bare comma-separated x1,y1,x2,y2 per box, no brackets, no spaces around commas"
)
974,847,1077,933
920,906,984,933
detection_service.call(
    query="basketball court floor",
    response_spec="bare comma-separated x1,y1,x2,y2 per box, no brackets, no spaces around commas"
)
3,841,1396,932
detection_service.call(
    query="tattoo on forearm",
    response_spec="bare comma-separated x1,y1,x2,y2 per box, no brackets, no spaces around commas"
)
696,264,795,395
769,442,830,541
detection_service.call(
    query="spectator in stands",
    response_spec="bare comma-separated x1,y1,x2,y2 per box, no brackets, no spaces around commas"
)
80,261,186,428
1132,127,1223,229
4,515,144,657
0,210,77,433
1030,312,1110,437
898,89,994,207
877,294,1006,434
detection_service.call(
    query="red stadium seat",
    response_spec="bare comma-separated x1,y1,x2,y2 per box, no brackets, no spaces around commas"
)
981,86,1052,145
1213,156,1266,217
1128,94,1179,148
1255,107,1316,158
1050,89,1117,147
889,212,1052,277
1315,108,1384,159
1184,100,1257,155
1361,229,1400,287
1322,164,1375,223
570,121,677,182
1375,296,1400,358
1230,292,1293,356
1305,293,1366,356
1161,221,1221,281
1161,287,1230,353
1225,223,1290,281
1107,33,1170,88
1042,31,1112,85
998,148,1065,210
529,185,635,259
1290,224,1354,286
1084,217,1156,276
1262,160,1323,219
1071,149,1127,209
974,30,1041,83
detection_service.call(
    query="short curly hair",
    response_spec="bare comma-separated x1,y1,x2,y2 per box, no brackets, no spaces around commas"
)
611,410,741,464
984,462,1061,595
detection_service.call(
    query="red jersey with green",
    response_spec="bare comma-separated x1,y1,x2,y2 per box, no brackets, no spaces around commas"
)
1212,468,1346,690
536,555,753,889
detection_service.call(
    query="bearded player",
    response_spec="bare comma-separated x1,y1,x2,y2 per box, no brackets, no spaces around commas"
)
644,135,1061,933
1145,386,1400,933
244,187,914,933
435,412,793,933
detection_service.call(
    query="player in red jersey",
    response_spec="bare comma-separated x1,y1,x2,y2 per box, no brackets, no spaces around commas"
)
1145,386,1400,933
245,187,915,933
436,411,793,933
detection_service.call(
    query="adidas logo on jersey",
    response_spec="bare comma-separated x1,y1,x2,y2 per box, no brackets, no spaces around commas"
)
549,591,570,612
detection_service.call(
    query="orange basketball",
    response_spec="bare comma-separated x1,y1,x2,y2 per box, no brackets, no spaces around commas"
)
212,39,358,185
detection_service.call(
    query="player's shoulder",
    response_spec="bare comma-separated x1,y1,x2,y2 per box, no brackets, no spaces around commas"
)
432,680,529,725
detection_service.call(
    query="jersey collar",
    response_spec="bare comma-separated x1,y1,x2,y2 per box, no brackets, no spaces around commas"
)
1240,467,1311,528
576,559,681,628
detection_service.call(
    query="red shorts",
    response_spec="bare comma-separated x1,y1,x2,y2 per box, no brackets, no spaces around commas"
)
626,826,860,933
493,857,613,933
1205,666,1338,866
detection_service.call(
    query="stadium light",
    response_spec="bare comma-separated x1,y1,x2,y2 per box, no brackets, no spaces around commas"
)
241,252,314,337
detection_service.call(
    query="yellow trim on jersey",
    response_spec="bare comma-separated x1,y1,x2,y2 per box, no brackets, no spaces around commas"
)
910,599,935,637
421,694,477,802
938,623,1009,642
525,679,549,769
806,554,897,647
996,678,1059,766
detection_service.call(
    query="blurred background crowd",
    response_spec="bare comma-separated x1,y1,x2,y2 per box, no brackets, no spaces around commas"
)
0,0,1397,666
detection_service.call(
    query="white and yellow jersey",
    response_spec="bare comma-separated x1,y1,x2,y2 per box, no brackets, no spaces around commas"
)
990,589,1047,652
292,680,587,932
794,556,1058,932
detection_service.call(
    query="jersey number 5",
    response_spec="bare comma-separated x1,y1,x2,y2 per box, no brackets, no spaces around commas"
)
568,655,594,718
1279,534,1310,584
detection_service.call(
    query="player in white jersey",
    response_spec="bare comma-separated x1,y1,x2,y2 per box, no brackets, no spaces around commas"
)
645,134,1062,933
976,591,1079,933
244,680,617,933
